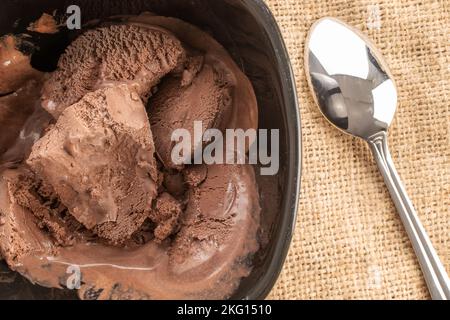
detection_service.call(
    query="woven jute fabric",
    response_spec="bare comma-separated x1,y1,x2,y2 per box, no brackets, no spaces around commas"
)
264,0,449,299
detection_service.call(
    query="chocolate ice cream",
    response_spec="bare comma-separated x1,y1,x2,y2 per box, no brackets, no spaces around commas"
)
0,162,259,299
0,14,260,300
28,85,159,244
27,13,59,34
149,59,233,168
0,35,42,95
0,35,51,171
41,24,185,119
134,14,259,168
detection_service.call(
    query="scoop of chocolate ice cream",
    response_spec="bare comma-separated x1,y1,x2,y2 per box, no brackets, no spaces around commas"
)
130,14,258,144
41,24,185,119
149,59,233,169
28,85,158,244
170,164,260,277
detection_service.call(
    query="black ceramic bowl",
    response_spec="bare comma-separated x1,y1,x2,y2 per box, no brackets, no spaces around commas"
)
0,0,301,300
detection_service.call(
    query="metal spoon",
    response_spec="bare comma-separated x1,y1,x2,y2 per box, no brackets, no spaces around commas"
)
305,17,450,300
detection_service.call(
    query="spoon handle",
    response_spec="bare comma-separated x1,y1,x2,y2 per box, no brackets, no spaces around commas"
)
368,131,450,300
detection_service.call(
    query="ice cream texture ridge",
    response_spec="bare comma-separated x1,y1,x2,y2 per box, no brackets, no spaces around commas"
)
0,14,260,300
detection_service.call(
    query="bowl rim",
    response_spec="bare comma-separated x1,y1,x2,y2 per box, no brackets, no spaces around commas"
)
240,0,302,300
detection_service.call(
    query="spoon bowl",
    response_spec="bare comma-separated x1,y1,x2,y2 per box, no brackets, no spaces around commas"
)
306,17,397,140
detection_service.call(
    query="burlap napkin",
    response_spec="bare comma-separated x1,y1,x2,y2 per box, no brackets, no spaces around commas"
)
264,0,449,299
